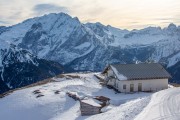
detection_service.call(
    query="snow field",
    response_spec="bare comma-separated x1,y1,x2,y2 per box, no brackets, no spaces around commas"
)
1,73,178,120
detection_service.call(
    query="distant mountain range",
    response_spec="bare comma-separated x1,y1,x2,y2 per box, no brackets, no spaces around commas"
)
0,12,180,93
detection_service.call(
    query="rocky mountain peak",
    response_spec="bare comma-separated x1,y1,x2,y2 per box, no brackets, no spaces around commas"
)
1,44,39,67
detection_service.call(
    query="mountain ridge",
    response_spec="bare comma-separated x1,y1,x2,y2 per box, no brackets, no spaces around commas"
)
1,12,180,69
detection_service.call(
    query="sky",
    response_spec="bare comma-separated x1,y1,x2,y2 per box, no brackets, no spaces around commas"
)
0,0,180,30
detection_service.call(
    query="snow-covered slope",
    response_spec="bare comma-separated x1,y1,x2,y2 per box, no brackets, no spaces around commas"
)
0,73,152,120
135,87,180,120
0,73,179,120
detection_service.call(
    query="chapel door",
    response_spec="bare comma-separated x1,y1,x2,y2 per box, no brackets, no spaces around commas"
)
138,83,142,92
130,84,134,92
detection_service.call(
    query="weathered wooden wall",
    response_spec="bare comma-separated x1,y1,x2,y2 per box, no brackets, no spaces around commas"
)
80,102,101,116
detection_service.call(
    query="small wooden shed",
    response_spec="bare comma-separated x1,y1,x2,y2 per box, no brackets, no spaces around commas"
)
80,96,110,116
80,98,102,116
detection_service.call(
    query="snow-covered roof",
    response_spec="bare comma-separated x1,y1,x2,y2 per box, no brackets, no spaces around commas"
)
111,65,127,80
109,63,171,80
81,98,102,107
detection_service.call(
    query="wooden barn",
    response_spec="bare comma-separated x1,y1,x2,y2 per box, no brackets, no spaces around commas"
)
103,63,171,93
80,96,110,116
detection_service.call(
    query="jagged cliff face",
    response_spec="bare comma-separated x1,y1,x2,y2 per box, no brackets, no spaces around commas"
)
0,13,180,87
17,13,101,66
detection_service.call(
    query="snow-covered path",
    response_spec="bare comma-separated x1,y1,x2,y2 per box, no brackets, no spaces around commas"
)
135,88,180,120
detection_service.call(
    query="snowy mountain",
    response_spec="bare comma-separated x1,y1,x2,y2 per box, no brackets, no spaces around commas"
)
0,73,179,120
0,26,8,35
0,12,180,85
0,13,179,68
0,45,64,94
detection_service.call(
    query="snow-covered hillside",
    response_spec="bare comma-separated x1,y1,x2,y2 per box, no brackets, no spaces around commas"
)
135,87,180,120
0,73,179,120
0,73,150,120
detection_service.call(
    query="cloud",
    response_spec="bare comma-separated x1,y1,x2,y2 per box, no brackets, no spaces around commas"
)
8,11,23,20
130,21,139,24
33,3,69,16
0,20,10,25
153,18,172,21
81,18,97,23
152,17,175,24
0,0,180,29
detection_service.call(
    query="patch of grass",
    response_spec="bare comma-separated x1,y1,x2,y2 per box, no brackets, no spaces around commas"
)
56,74,81,79
170,83,180,87
36,94,44,98
33,90,41,94
54,90,61,94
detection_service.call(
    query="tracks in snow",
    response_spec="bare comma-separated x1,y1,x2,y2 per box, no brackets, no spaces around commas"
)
135,88,180,120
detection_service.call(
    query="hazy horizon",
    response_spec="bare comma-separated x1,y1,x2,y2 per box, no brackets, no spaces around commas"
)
0,0,180,30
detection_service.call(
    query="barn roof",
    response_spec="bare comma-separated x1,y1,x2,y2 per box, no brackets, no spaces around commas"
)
107,63,171,80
